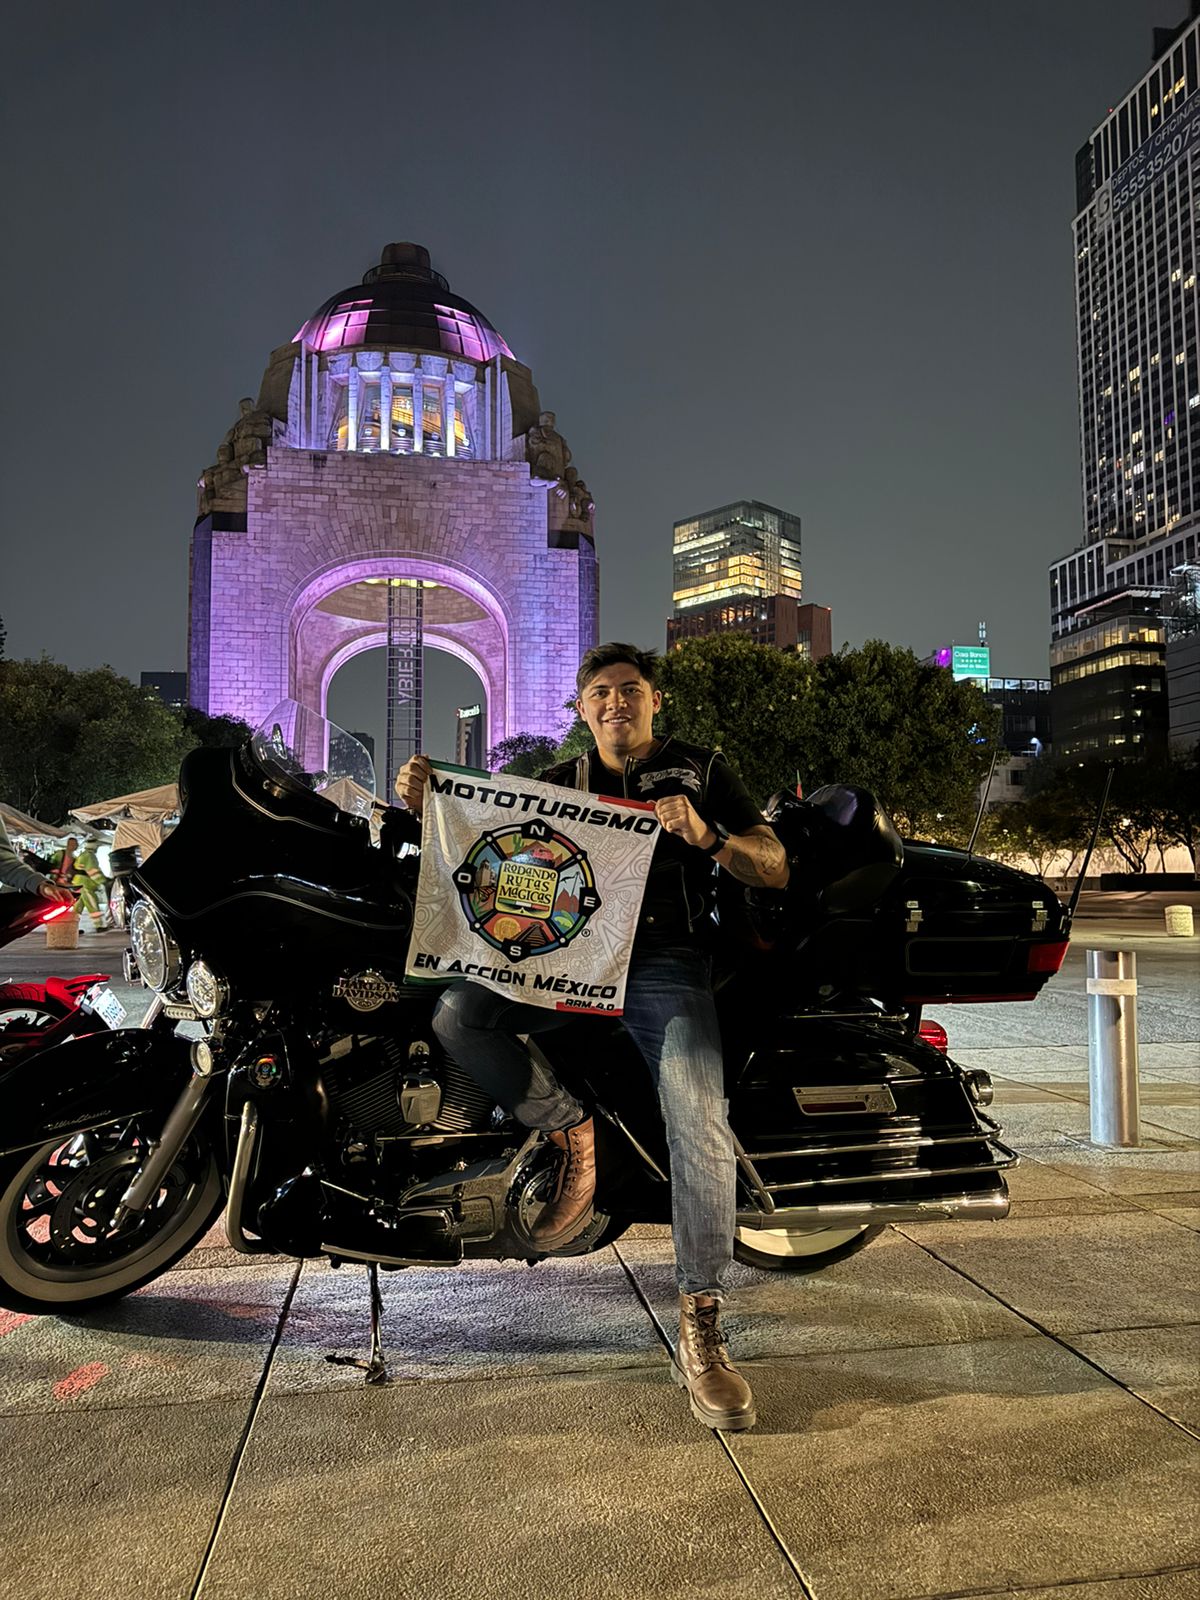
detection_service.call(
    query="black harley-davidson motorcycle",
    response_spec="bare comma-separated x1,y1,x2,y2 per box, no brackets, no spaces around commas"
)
0,703,1072,1372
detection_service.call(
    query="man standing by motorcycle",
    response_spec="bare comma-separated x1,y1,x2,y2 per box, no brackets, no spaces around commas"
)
396,643,788,1431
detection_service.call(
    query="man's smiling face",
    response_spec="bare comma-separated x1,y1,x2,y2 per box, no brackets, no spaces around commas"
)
577,662,662,767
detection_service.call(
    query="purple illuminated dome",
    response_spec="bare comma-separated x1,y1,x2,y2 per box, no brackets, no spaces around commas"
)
294,242,513,362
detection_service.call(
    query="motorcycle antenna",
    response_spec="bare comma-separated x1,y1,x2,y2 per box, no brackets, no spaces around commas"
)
966,747,999,858
1066,763,1115,923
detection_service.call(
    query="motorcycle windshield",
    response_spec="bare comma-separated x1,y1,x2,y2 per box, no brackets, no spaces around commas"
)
250,701,377,822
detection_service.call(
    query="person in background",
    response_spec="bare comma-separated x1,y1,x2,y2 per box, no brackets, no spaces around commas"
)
0,816,74,906
69,838,112,932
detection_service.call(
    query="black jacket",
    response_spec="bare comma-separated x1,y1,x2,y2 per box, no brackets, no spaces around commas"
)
539,737,763,944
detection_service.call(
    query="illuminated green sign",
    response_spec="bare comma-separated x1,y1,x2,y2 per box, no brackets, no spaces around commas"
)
951,646,990,682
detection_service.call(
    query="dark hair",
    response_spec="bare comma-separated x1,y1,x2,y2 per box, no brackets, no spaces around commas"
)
575,642,658,697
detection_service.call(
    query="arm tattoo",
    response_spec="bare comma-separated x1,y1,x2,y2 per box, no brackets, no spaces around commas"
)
721,830,787,887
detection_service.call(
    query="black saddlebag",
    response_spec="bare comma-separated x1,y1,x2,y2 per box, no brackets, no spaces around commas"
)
731,1015,1014,1224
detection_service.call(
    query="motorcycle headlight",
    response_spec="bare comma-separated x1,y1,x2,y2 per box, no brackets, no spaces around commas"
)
186,960,228,1019
129,900,181,993
108,879,126,931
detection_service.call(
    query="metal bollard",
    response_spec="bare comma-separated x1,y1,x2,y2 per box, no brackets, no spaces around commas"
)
1086,950,1141,1147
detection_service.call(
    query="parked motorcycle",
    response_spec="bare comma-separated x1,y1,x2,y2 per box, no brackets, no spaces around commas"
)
0,894,123,1064
0,703,1071,1375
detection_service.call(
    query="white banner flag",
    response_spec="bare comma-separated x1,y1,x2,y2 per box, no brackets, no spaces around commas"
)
405,762,660,1014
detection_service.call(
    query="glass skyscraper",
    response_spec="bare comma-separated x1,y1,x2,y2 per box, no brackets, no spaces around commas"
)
1050,4,1200,755
671,501,802,613
667,500,820,655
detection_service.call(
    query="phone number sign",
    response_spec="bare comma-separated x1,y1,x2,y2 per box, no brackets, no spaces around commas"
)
1111,92,1200,214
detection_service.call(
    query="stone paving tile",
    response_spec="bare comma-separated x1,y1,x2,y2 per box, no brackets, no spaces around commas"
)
174,1217,291,1273
895,1209,1200,1335
0,1262,295,1415
996,1081,1200,1110
991,1080,1072,1103
1064,1323,1200,1434
992,1102,1198,1150
198,1375,800,1600
1130,1104,1200,1139
1010,1195,1140,1219
723,1337,1200,1600
2,1397,248,1600
933,982,1200,1047
955,1043,1200,1080
617,1225,1034,1361
1042,1147,1200,1196
267,1249,668,1395
1144,1204,1200,1232
1003,1156,1126,1204
996,1575,1200,1600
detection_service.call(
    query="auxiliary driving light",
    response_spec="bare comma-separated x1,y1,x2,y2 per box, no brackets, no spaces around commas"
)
186,960,229,1019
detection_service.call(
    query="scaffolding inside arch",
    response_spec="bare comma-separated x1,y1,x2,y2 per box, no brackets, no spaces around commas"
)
385,579,425,800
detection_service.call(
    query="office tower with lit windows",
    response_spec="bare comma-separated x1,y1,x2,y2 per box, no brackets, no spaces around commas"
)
666,500,828,656
1050,3,1200,756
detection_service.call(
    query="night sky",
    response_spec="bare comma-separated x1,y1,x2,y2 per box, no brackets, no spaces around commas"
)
0,1,1180,767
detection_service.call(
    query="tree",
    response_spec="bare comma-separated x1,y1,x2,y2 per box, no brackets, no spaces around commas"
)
976,791,1086,879
0,658,193,823
1018,755,1200,877
1140,746,1200,873
0,614,6,660
655,633,818,804
804,641,1001,837
179,706,254,749
487,732,561,778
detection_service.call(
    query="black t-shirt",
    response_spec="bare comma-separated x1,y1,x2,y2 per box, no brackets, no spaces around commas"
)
539,737,764,945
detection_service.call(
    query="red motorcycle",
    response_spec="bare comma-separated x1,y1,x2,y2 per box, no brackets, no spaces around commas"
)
0,892,118,1063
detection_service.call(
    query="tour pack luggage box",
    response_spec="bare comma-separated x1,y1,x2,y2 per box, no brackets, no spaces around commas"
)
863,842,1071,1004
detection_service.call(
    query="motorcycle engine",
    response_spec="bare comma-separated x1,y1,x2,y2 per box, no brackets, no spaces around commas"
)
319,1034,496,1137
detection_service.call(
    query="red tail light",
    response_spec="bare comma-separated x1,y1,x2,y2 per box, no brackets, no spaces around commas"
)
917,1020,949,1053
1027,939,1069,974
39,903,72,924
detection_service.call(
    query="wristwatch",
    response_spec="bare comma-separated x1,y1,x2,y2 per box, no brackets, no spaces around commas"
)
700,821,730,857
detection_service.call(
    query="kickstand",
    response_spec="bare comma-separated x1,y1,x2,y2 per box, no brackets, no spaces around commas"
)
325,1261,390,1385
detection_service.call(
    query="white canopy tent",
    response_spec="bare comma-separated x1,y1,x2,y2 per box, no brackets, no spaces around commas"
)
69,784,181,859
0,802,70,842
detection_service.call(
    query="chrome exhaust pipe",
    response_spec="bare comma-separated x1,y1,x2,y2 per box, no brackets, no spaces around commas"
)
736,1190,1011,1230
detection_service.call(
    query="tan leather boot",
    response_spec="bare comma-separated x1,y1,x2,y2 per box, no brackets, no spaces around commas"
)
672,1293,756,1431
530,1117,596,1248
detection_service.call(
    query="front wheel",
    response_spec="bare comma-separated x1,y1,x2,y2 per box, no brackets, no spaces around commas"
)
0,987,72,1062
733,1222,883,1273
0,1120,224,1314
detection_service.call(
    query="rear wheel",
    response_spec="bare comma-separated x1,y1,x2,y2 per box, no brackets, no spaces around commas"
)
0,1120,223,1314
733,1223,883,1273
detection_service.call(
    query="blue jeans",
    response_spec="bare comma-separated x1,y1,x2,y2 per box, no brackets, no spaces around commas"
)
432,944,734,1296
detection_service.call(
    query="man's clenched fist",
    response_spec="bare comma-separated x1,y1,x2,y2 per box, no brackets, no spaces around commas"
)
653,793,712,850
394,754,433,814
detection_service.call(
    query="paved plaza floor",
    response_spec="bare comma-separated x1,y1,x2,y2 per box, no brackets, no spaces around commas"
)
0,903,1197,1599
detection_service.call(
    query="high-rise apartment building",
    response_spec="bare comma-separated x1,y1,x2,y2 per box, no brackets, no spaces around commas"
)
666,500,829,656
1050,3,1200,755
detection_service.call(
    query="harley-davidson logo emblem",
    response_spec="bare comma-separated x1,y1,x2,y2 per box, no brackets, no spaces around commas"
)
334,970,401,1012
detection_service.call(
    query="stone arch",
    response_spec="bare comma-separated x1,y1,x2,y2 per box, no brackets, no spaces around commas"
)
320,629,496,756
288,554,512,747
